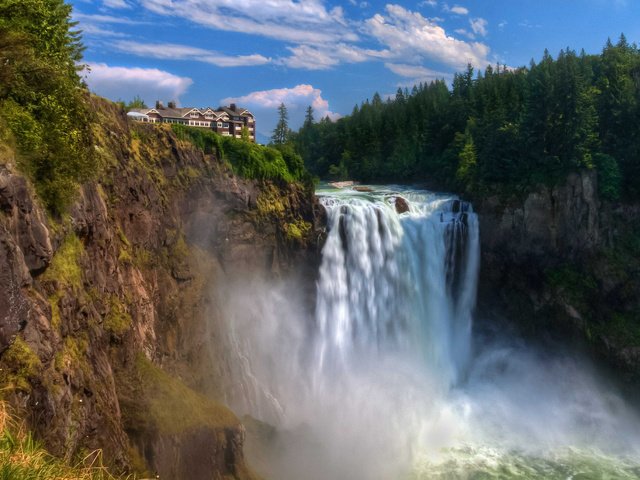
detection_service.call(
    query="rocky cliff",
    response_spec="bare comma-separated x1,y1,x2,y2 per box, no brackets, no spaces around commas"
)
477,171,640,378
0,96,318,478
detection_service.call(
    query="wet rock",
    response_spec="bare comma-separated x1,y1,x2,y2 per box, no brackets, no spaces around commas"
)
395,196,410,214
0,225,31,352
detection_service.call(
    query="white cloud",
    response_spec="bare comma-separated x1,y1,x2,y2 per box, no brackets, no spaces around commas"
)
80,24,129,38
519,19,541,29
86,2,490,78
365,4,490,70
470,17,488,37
280,43,389,70
385,62,448,80
450,5,469,15
73,12,144,25
455,28,474,39
419,0,438,7
138,0,357,44
102,0,131,8
83,63,193,104
112,40,270,67
222,84,340,121
385,62,452,88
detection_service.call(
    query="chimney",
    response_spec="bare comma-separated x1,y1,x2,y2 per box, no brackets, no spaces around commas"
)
168,100,176,109
155,100,164,109
230,103,237,111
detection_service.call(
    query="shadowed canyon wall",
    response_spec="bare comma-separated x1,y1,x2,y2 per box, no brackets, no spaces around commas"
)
477,171,640,378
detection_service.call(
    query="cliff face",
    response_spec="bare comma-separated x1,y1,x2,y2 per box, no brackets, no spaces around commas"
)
0,97,318,478
477,171,640,377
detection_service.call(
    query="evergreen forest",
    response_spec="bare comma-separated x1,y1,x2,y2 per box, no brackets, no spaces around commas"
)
295,36,640,201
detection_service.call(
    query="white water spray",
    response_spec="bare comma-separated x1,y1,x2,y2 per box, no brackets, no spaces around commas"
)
218,185,640,480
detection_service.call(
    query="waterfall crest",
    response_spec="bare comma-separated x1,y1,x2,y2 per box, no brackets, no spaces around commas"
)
315,188,479,388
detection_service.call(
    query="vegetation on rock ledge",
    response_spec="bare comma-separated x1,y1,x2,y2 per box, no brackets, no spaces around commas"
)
172,124,309,184
0,401,122,480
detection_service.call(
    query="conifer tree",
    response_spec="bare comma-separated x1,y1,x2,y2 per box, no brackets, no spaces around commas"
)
271,102,290,145
304,105,314,127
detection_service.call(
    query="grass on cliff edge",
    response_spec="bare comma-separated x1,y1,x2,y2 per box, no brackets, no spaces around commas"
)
0,401,125,480
121,355,238,436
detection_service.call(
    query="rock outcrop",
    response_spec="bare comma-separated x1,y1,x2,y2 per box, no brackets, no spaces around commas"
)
0,96,318,478
476,170,640,378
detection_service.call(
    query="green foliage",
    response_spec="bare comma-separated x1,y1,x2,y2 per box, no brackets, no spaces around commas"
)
42,233,84,290
124,95,146,111
285,219,312,242
0,337,41,393
0,0,95,213
223,137,294,182
103,295,131,336
172,125,306,183
456,133,477,189
172,123,224,156
124,355,238,435
297,36,640,201
594,153,621,201
547,265,598,311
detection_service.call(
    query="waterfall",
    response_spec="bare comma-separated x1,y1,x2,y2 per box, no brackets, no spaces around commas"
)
217,185,640,480
315,188,479,388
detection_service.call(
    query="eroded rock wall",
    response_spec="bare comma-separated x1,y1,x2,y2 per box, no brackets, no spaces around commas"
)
0,97,317,478
477,171,640,378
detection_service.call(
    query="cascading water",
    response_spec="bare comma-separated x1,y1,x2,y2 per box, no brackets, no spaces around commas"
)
219,185,640,480
314,188,479,390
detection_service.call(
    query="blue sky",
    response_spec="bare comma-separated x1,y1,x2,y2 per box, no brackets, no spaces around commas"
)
72,0,640,142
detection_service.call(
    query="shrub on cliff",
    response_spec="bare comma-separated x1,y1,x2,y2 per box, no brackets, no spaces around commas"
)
594,153,621,201
172,124,309,184
0,0,94,214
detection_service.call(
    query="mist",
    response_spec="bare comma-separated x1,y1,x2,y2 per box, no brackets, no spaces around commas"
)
211,187,640,479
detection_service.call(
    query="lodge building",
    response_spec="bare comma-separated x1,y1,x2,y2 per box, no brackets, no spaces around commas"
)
127,101,256,142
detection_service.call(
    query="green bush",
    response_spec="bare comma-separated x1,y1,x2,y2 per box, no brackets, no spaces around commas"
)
172,123,224,156
171,125,305,183
594,153,621,201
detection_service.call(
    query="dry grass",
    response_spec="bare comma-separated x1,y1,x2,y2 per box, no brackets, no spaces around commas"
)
0,401,127,480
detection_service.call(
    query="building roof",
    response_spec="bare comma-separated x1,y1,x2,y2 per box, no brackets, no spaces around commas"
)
129,105,253,120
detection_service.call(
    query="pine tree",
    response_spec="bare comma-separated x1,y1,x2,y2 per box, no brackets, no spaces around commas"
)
304,105,314,127
271,102,290,145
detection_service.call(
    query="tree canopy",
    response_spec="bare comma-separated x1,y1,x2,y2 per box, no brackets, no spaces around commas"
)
295,36,640,202
0,0,94,213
